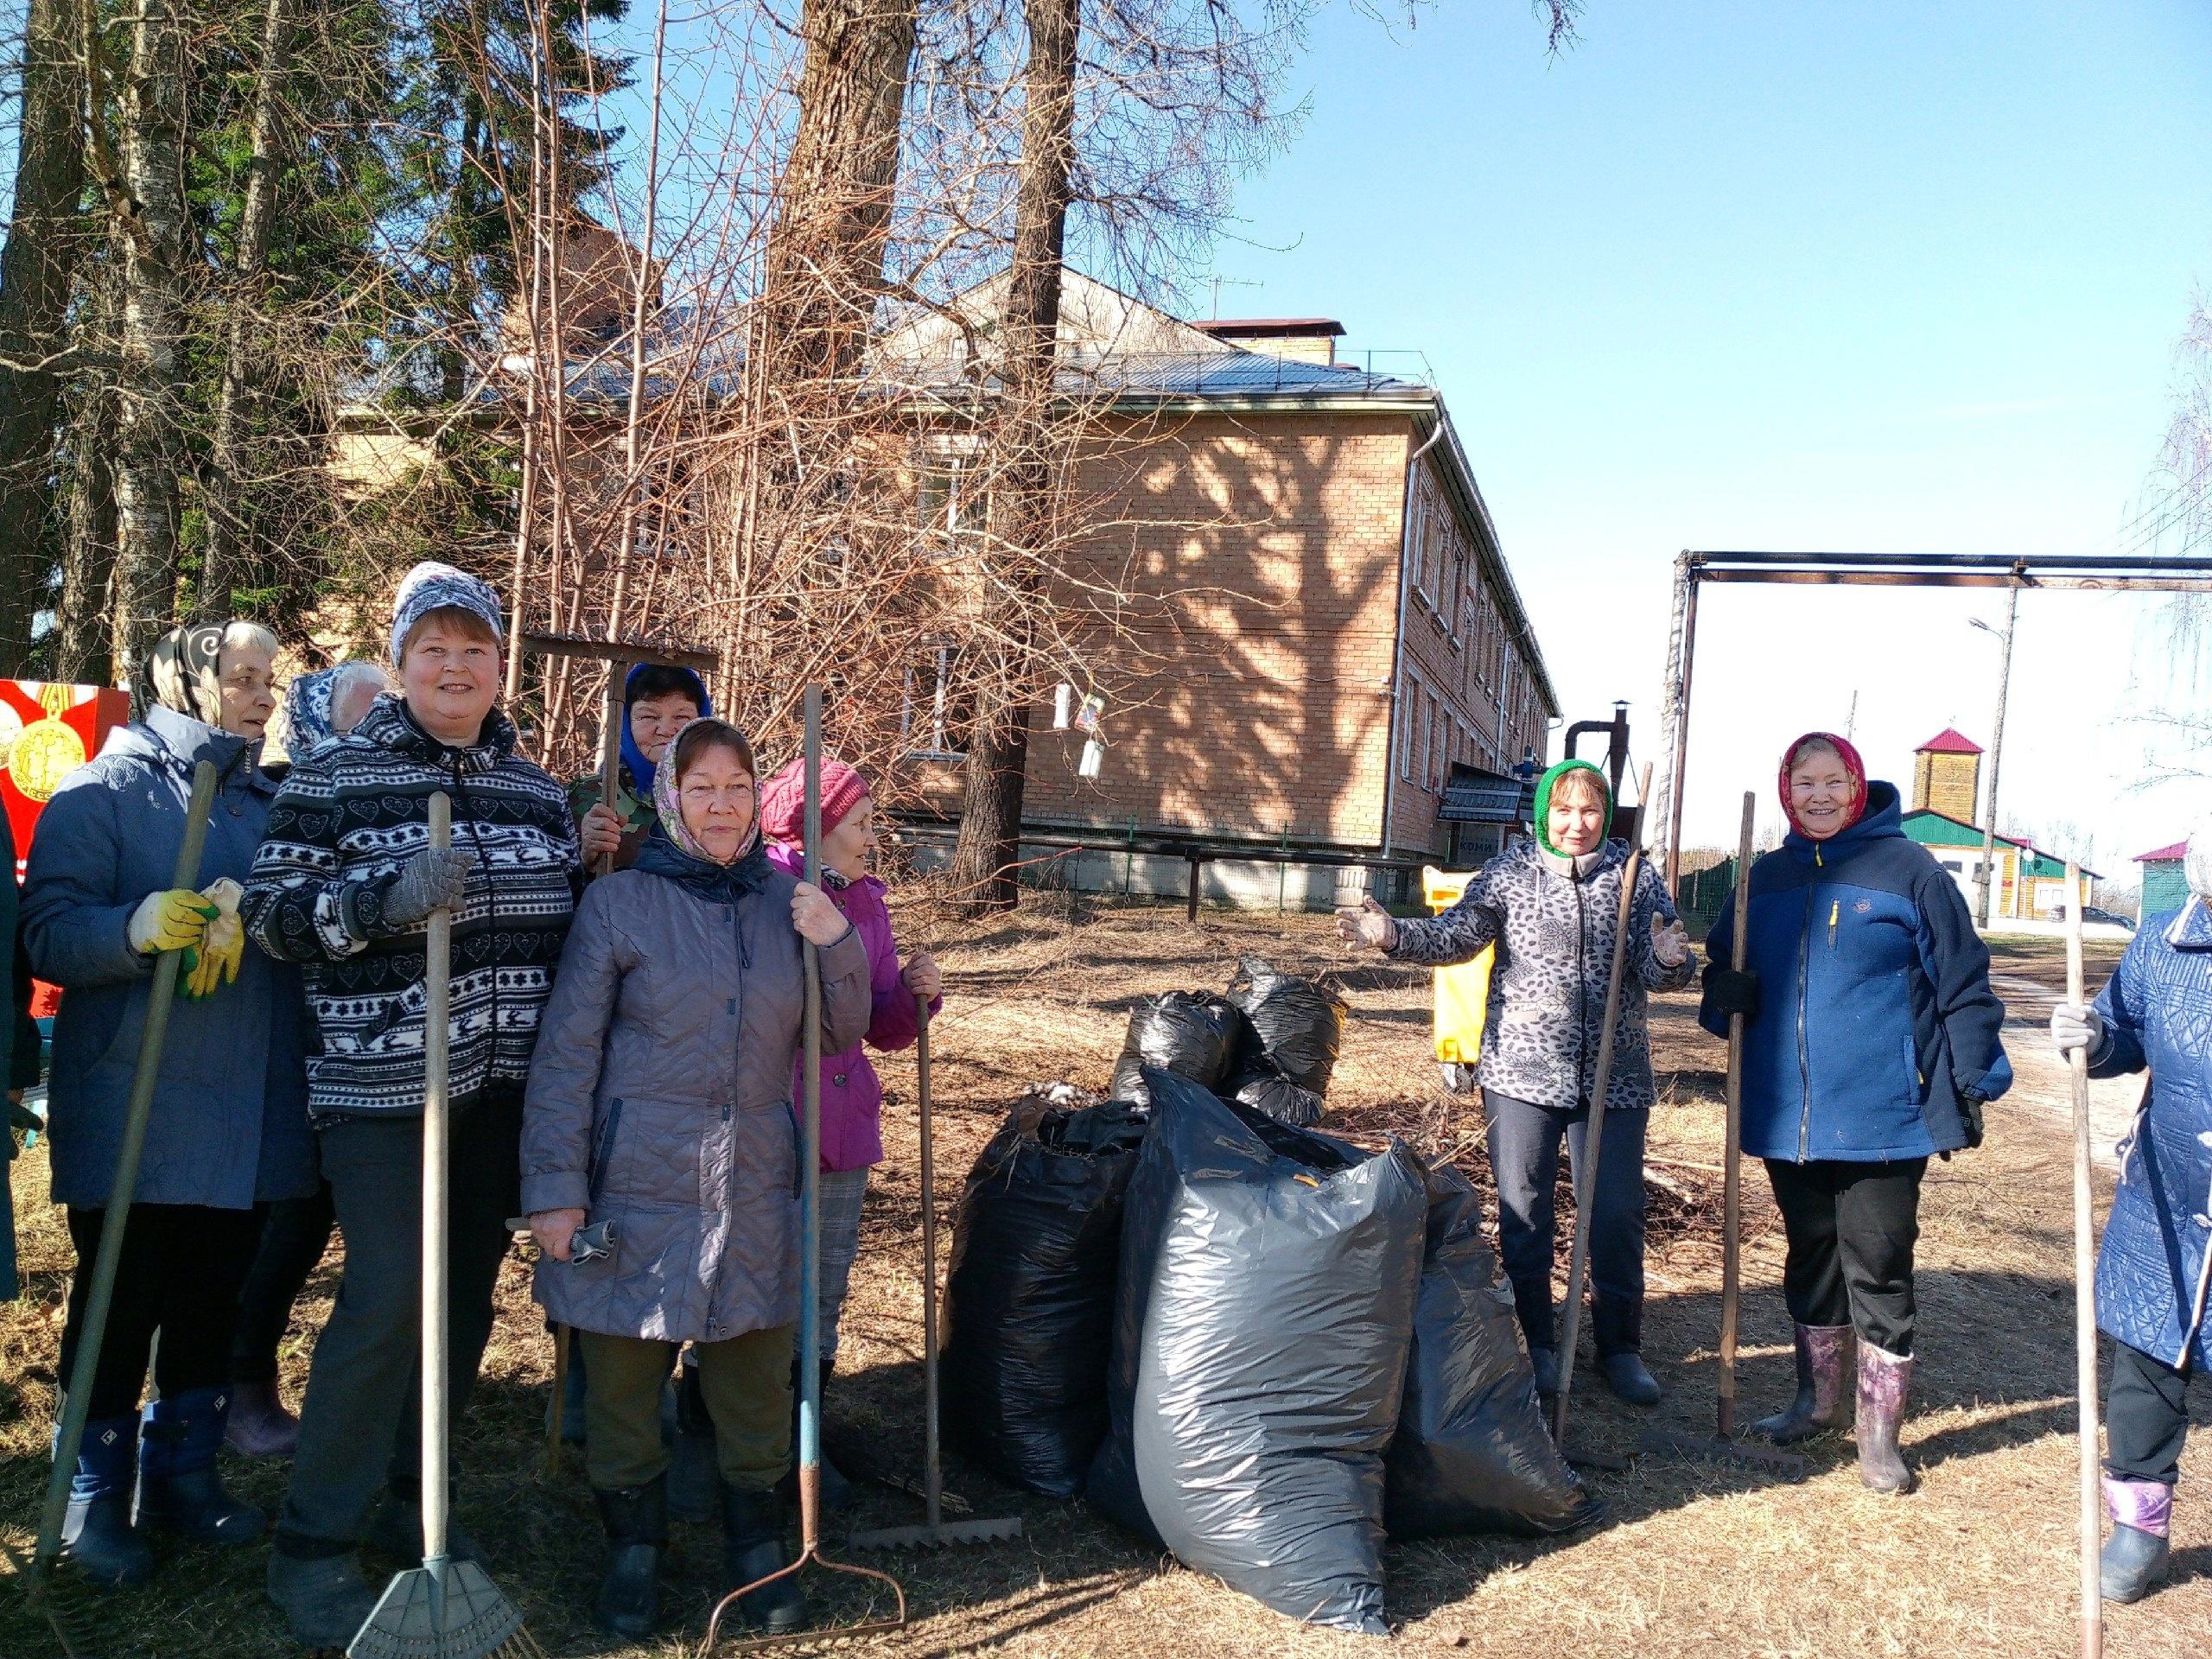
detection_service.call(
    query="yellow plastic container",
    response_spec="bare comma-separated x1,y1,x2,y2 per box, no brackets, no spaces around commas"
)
1422,865,1494,1066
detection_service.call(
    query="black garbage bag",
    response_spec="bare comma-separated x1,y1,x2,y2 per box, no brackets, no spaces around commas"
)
1226,957,1349,1096
1087,1069,1425,1636
1107,991,1250,1104
1385,1165,1599,1537
1226,1060,1325,1127
941,1099,1151,1497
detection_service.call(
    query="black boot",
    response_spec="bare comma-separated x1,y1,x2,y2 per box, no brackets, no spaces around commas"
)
670,1363,718,1525
720,1481,806,1634
592,1477,666,1637
1593,1300,1662,1408
137,1388,264,1544
1752,1323,1854,1444
2101,1478,2173,1604
1855,1343,1916,1495
60,1416,155,1589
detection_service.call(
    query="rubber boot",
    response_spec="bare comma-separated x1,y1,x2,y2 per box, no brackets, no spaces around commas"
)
224,1378,299,1459
721,1481,807,1633
592,1476,667,1637
1752,1323,1854,1444
1854,1343,1916,1495
2100,1477,2173,1604
59,1416,155,1589
1594,1299,1662,1407
137,1388,264,1544
1527,1346,1560,1396
266,1548,378,1649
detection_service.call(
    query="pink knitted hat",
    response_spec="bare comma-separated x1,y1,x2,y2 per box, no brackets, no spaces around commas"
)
759,755,869,845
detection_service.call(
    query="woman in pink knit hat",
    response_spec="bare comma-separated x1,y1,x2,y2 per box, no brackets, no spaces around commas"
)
758,755,941,1506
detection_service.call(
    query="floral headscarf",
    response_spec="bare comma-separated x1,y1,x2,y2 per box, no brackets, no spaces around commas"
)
1777,731,1868,838
135,625,227,725
651,716,761,868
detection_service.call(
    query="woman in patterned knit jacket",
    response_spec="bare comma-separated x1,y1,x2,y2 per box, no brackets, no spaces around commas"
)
242,562,582,1649
1338,758,1694,1406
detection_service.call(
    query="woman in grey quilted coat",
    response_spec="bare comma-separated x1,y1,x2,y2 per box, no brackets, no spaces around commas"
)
521,718,870,1638
1339,758,1693,1404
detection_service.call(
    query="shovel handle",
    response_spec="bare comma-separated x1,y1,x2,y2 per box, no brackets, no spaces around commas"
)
2063,867,2103,1659
797,689,824,1551
917,994,940,1533
33,760,219,1579
422,791,453,1566
1717,791,1756,1439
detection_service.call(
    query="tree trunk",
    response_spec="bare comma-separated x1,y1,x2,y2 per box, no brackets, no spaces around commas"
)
0,0,90,674
200,0,296,619
950,0,1079,912
109,0,193,677
58,405,118,684
758,0,918,391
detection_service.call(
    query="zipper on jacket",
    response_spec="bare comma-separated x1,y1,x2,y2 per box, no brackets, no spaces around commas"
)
1796,868,1818,1163
1827,899,1840,950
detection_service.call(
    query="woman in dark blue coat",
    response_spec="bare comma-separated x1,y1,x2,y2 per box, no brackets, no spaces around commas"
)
21,623,317,1587
1701,732,2010,1495
2051,829,2212,1603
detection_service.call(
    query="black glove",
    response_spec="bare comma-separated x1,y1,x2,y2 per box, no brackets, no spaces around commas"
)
1703,961,1760,1020
1957,1090,1986,1151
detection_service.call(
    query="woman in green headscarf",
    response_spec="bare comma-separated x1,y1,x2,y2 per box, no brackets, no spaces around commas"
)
1340,759,1692,1404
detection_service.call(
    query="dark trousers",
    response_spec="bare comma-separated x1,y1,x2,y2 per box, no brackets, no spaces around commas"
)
1764,1156,1927,1356
2107,1339,2191,1486
275,1089,520,1554
60,1204,263,1421
1484,1091,1648,1355
232,1182,337,1384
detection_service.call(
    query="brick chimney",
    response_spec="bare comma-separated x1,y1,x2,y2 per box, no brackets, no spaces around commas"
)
1191,317,1344,367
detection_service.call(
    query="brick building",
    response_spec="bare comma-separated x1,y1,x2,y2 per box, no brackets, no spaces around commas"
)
1897,728,2091,923
883,274,1560,907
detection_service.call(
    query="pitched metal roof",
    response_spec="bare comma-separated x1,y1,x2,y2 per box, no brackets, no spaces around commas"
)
1916,727,1984,755
2135,841,2189,863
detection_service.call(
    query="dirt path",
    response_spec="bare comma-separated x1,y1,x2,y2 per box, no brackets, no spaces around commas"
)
2,904,2206,1658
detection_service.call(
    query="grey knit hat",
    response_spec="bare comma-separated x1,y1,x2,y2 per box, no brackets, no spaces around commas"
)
390,561,505,667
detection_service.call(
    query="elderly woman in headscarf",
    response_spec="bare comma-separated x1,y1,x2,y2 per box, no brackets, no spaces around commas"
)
21,620,318,1590
226,657,391,1457
244,562,582,1648
2052,823,2212,1604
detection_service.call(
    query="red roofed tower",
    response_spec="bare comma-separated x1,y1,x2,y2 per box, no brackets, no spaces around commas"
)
1911,728,1983,823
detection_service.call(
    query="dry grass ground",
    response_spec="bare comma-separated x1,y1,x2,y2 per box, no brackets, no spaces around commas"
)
2,899,2206,1657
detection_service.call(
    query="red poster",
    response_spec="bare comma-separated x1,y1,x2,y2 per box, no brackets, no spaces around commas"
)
3,680,131,1015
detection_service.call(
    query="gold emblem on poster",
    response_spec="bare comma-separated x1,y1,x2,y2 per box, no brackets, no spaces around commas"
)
10,718,87,802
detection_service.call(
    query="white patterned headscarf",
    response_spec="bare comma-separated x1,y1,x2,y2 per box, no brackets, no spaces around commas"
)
390,561,505,667
2186,821,2212,903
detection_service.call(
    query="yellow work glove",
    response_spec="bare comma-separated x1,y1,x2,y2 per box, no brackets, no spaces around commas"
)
128,889,219,976
181,880,245,1001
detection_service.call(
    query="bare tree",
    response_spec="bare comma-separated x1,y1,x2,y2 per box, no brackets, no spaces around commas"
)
0,0,90,671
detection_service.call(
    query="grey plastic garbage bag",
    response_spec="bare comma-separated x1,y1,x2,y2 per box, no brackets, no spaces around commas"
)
942,1100,1150,1496
1087,1070,1424,1636
1385,1164,1599,1537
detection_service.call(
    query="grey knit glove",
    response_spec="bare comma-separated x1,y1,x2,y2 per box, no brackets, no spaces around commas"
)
381,847,473,928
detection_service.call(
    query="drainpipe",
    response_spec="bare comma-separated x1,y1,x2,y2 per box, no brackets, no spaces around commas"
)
1380,406,1452,874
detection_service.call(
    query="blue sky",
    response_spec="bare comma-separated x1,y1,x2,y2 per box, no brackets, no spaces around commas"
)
1205,0,2212,878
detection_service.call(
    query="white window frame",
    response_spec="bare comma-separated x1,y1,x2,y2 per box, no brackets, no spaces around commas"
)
1398,668,1421,780
900,644,968,758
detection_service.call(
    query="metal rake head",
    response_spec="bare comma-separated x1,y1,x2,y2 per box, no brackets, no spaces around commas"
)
1639,1427,1810,1480
4,1542,102,1659
346,1560,547,1659
846,1513,1023,1552
699,1548,908,1656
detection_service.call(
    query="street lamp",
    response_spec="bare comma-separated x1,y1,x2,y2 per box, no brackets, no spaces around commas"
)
1967,593,2018,929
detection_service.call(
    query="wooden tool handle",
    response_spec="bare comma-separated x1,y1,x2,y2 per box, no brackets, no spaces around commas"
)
421,791,453,1564
1718,791,1756,1438
2063,864,2103,1659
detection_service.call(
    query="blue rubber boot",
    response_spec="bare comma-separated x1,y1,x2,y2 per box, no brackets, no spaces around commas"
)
60,1416,156,1588
137,1387,264,1545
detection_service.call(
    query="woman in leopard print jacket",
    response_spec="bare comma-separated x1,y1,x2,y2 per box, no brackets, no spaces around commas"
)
1338,758,1693,1405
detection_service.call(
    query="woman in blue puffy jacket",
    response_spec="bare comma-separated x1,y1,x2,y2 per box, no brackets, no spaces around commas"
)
2050,823,2212,1604
1700,732,2010,1495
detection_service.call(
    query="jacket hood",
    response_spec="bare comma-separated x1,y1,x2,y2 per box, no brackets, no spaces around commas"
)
621,661,714,799
1531,758,1613,858
111,702,269,791
353,691,517,773
1783,779,1902,862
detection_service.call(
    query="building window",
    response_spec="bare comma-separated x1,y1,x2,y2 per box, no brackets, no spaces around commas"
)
917,454,985,556
901,645,974,757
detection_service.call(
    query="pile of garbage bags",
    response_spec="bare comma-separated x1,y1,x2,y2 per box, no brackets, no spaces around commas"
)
1107,957,1346,1127
942,1058,1595,1637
